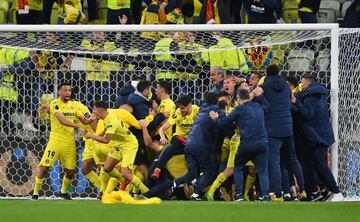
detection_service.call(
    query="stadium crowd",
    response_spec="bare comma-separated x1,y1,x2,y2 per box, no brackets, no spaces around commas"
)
25,63,344,202
6,0,360,27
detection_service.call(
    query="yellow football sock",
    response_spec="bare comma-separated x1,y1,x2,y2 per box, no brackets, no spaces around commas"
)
105,178,119,194
130,176,149,193
61,176,72,194
132,170,144,194
244,175,256,196
208,172,228,195
100,167,111,193
85,171,101,190
33,176,45,196
135,170,145,182
125,183,134,193
107,168,125,184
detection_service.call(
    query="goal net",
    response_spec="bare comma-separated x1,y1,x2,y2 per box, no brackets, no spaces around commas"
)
0,24,358,199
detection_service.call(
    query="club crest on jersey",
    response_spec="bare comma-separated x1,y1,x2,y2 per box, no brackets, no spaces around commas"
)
172,113,177,119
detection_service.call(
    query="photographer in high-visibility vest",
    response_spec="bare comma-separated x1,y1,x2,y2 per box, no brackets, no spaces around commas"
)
202,34,249,75
0,47,29,134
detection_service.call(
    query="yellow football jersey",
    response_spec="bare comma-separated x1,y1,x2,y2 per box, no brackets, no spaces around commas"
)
168,105,199,138
49,98,82,142
156,98,176,139
72,101,94,141
109,109,141,129
103,112,137,149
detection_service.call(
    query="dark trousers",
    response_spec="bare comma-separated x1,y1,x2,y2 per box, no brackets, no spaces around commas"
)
16,10,43,24
42,0,57,24
175,146,218,195
153,136,185,170
107,8,131,24
234,142,269,196
268,136,305,196
298,11,318,23
131,0,142,24
303,145,340,193
144,162,173,199
85,0,97,22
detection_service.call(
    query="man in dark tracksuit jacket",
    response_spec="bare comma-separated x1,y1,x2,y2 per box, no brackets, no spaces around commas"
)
172,92,221,200
260,65,305,199
211,89,271,201
293,75,343,201
126,80,165,167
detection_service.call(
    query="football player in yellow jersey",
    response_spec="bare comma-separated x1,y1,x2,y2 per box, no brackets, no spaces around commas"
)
223,75,245,108
72,101,102,192
84,101,149,194
32,83,94,200
151,95,199,179
92,104,154,195
156,81,176,140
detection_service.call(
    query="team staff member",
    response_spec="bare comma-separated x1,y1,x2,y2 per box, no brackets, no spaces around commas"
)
210,89,271,201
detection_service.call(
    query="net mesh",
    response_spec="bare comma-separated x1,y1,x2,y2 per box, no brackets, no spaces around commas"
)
0,26,357,199
338,29,360,199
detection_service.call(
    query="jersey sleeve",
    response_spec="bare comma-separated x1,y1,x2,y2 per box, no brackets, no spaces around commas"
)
168,109,180,126
120,109,142,129
50,100,61,116
105,117,117,135
75,102,90,119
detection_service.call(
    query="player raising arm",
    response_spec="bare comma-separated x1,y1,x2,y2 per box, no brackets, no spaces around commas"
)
32,82,93,200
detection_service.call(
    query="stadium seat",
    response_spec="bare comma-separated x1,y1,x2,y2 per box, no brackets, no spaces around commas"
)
0,0,9,24
341,1,353,18
286,49,315,71
282,0,301,23
315,49,330,71
317,0,340,23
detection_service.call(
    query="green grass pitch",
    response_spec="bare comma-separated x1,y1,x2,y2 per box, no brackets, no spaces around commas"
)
1,200,360,222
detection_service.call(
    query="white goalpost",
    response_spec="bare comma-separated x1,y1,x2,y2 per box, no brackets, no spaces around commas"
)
0,23,358,199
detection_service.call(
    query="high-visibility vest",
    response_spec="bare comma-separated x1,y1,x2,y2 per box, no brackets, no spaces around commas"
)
0,74,17,102
0,48,29,65
81,40,122,82
202,38,249,74
154,38,180,80
107,0,131,10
